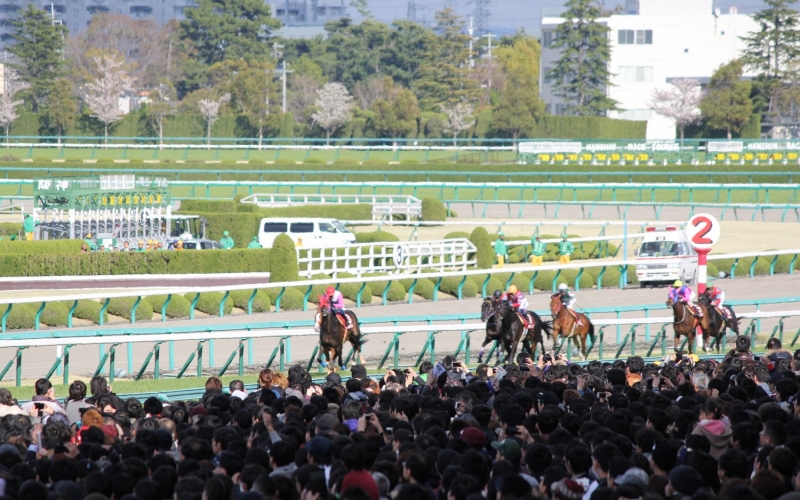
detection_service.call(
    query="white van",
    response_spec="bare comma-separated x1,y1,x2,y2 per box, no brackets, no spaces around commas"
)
635,226,698,287
257,218,356,249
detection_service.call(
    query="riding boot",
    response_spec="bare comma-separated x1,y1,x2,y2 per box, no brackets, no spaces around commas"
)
314,313,321,333
478,347,485,363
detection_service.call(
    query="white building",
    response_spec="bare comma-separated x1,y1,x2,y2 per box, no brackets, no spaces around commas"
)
539,0,759,139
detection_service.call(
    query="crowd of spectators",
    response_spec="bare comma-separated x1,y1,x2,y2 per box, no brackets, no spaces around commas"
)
0,335,799,500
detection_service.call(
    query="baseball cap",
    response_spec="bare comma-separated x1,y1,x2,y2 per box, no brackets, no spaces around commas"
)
351,365,368,380
490,438,522,462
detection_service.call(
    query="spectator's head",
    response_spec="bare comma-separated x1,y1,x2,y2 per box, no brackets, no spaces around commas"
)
762,421,787,447
89,376,109,397
34,378,52,397
68,381,87,402
403,453,430,484
205,377,222,391
341,444,365,471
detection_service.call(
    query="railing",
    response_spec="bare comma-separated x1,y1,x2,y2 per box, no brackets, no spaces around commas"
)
240,194,422,221
1,300,798,387
6,166,800,184
296,239,476,278
1,249,798,333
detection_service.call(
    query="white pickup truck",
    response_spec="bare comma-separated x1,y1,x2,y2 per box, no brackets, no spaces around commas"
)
635,226,698,287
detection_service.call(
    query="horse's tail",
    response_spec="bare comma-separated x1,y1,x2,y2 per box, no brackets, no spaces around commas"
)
347,311,364,344
540,319,554,341
588,320,595,343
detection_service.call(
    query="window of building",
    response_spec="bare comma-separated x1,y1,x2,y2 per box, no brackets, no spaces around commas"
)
617,66,652,83
543,67,552,85
543,30,558,48
555,103,567,116
618,29,652,44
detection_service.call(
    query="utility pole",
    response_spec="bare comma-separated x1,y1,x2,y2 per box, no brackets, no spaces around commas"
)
280,60,292,113
467,16,475,68
481,32,496,91
271,43,292,113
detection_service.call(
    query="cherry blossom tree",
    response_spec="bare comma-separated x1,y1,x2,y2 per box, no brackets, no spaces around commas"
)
312,82,353,144
198,93,231,145
0,70,29,141
651,78,704,142
442,101,475,146
81,55,135,143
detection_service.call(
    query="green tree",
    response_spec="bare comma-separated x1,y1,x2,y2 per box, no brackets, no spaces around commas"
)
9,5,67,112
229,62,281,146
144,86,175,147
741,0,800,79
700,60,753,139
179,0,281,65
41,79,75,143
491,35,545,138
372,79,420,138
414,9,479,109
547,0,617,116
350,0,372,19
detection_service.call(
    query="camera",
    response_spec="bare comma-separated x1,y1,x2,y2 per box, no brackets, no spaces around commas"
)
544,354,553,362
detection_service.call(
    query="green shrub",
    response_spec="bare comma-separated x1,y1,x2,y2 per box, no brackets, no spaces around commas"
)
304,157,326,164
146,294,192,318
184,292,234,316
334,158,358,165
407,278,435,299
774,255,796,274
470,227,494,269
354,231,400,243
706,262,720,279
713,258,735,274
443,231,471,240
5,303,35,330
273,287,305,310
753,257,771,276
484,277,506,296
437,276,479,298
107,297,154,321
229,290,271,313
269,234,298,282
421,198,446,222
38,301,69,327
363,158,387,165
0,240,84,254
533,271,558,292
0,223,21,236
64,300,108,324
337,272,372,302
363,274,407,301
510,272,535,293
400,159,419,164
560,269,595,290
0,155,19,162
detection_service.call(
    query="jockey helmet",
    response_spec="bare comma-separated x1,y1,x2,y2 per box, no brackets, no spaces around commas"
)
508,285,518,294
498,232,505,237
673,280,682,288
492,289,503,299
558,283,568,291
326,286,336,295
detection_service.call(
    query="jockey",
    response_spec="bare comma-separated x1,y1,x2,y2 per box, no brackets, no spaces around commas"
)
668,280,703,317
315,286,353,332
705,285,731,320
492,289,506,304
557,283,576,309
507,285,529,319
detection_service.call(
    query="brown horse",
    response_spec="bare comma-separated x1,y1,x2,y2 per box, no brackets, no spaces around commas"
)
666,297,710,354
317,300,364,372
549,294,595,360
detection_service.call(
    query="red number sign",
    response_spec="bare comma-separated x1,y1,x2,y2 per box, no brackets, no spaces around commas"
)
686,213,720,250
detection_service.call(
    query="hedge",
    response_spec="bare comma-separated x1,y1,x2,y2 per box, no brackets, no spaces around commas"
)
59,300,109,324
399,277,435,300
146,294,192,319
421,198,447,222
184,292,234,316
107,297,154,321
38,302,70,327
363,273,407,301
269,234,299,282
0,223,21,236
337,272,373,302
6,304,35,330
263,287,305,311
354,231,400,243
439,276,479,298
0,249,271,277
528,116,646,140
0,240,84,254
470,227,494,269
443,231,471,240
229,290,271,313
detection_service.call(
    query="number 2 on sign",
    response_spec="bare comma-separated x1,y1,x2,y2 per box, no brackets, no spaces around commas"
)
691,216,714,245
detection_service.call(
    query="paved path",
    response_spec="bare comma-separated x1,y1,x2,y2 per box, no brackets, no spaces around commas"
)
6,273,800,383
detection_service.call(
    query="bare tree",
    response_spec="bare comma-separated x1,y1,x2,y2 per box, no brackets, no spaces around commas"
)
441,101,475,146
145,86,175,148
352,76,386,110
0,70,29,141
312,82,354,144
82,55,135,143
288,75,321,125
650,78,704,142
199,93,231,146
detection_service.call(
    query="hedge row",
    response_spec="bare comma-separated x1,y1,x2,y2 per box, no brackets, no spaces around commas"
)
0,249,270,277
0,240,84,254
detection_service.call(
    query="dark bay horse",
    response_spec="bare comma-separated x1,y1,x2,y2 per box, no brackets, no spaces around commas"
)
495,300,552,364
697,294,740,353
549,294,595,360
666,297,707,354
479,298,503,363
317,298,364,372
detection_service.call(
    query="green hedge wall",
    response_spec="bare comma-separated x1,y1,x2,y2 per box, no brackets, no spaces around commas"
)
0,240,84,254
354,231,400,243
146,294,192,319
531,116,646,139
0,249,270,277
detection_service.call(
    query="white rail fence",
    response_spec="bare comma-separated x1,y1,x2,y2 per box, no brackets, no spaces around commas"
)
240,194,422,221
296,238,477,278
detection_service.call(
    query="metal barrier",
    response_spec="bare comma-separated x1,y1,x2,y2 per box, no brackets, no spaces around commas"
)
240,193,422,221
1,248,798,333
296,239,476,278
1,301,797,387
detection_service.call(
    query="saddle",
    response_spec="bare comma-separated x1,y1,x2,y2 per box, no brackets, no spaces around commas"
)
567,308,583,326
516,312,533,329
336,313,348,328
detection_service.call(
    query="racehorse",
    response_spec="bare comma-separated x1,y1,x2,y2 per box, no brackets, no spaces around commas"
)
478,298,503,363
549,294,595,360
495,300,553,365
697,294,740,353
666,296,708,354
317,297,364,372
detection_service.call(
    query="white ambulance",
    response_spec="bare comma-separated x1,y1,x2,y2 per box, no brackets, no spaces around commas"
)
634,226,698,287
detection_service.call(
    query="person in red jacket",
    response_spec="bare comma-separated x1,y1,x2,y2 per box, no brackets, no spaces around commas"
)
340,444,379,500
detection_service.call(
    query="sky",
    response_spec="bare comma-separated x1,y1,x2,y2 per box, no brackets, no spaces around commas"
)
354,0,791,36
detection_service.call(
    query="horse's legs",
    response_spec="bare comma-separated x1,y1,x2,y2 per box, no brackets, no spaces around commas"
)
687,330,695,355
579,334,587,361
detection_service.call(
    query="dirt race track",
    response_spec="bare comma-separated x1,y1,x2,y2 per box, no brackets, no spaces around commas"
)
6,273,800,383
